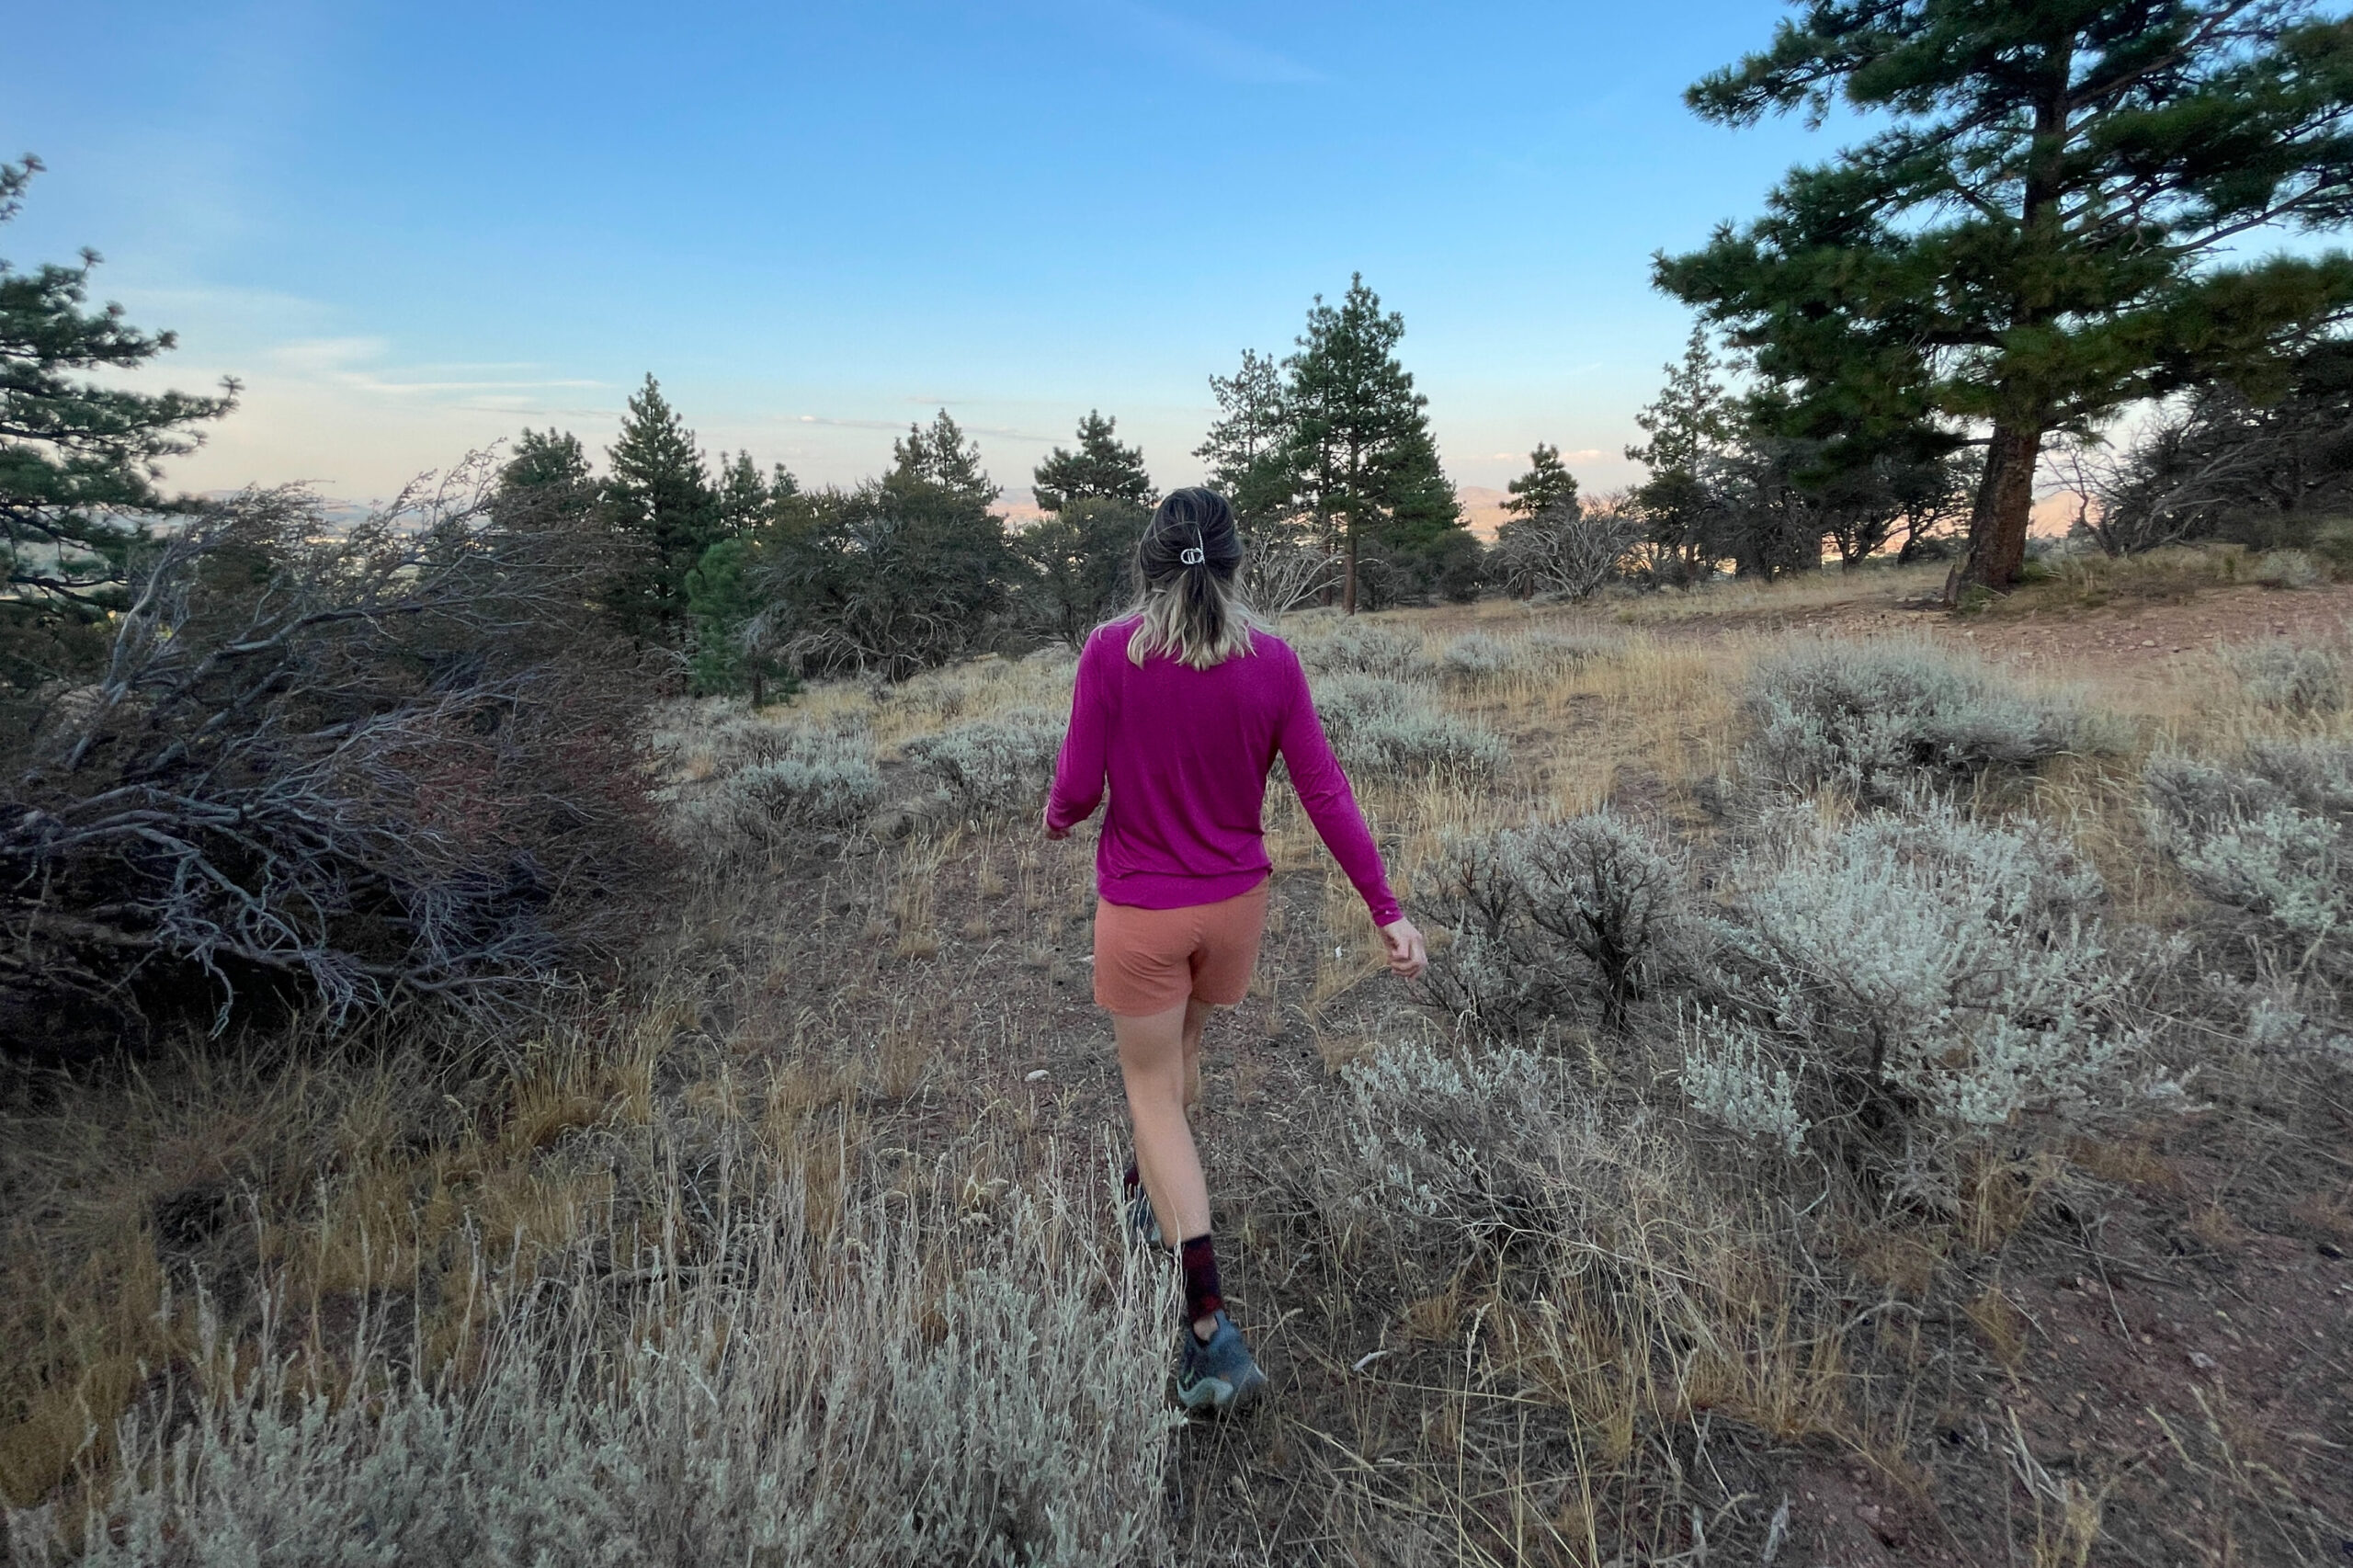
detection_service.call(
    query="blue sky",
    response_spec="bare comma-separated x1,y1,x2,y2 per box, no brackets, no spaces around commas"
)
5,1,1836,502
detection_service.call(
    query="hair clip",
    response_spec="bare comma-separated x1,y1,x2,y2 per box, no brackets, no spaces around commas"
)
1180,546,1206,565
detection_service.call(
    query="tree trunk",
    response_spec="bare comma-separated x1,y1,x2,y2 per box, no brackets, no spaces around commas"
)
1343,526,1358,616
1946,423,2043,601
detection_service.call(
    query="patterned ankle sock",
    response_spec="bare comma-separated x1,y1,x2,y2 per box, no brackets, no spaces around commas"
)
1179,1233,1222,1332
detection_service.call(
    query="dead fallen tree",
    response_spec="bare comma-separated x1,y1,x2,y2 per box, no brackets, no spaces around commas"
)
2,457,665,1055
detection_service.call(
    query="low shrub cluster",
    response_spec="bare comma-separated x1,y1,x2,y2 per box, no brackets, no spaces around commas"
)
1422,812,1684,1034
2146,741,2353,979
901,707,1064,819
1428,628,1622,681
1521,629,1624,672
654,713,883,866
1415,789,2154,1186
2252,548,2327,589
1311,676,1506,785
1438,631,1514,679
1741,640,2100,802
1685,800,2148,1164
1293,619,1434,682
1330,1036,1584,1244
2221,636,2347,717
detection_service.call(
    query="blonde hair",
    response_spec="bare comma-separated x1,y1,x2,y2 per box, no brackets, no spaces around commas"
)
1125,572,1264,670
1119,487,1263,670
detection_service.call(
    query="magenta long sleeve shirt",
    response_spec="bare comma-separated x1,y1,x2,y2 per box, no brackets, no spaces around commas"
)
1045,618,1402,925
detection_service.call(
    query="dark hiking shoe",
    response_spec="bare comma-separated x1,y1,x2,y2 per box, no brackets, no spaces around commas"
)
1121,1164,1164,1248
1175,1312,1266,1414
1127,1187,1165,1248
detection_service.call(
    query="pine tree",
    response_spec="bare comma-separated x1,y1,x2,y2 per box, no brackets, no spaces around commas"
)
683,451,802,701
1,158,235,633
1279,275,1463,613
604,375,718,642
1504,443,1581,518
1625,326,1737,582
761,478,1011,681
1032,410,1152,511
716,450,771,537
1011,495,1151,647
1194,348,1296,536
502,427,591,493
686,536,792,704
1657,0,2353,600
891,409,997,511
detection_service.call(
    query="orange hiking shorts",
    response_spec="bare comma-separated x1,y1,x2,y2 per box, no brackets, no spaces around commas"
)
1092,879,1272,1017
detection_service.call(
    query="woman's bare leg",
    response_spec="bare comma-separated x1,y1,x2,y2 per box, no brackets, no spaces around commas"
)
1179,995,1214,1114
1116,1001,1224,1341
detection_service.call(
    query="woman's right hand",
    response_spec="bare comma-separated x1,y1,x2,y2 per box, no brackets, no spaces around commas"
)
1379,917,1427,980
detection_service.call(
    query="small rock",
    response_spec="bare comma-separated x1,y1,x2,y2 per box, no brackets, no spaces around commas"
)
2188,1349,2218,1371
1024,1069,1049,1082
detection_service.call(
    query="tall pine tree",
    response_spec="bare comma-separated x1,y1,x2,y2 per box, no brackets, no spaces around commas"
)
1,158,235,642
1010,495,1150,647
604,376,719,642
1657,0,2353,600
501,427,592,493
891,409,998,510
688,453,801,702
1626,325,1737,582
1032,410,1152,510
1194,348,1294,535
1279,276,1462,613
1504,444,1581,518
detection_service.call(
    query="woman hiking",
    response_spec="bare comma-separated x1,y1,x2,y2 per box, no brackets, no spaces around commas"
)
1043,486,1427,1414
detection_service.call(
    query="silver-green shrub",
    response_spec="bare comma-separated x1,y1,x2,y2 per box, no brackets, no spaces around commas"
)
1520,630,1623,673
1439,632,1515,679
2221,637,2346,716
657,723,882,865
1333,1037,1583,1246
902,706,1064,818
1294,619,1434,681
2241,980,2353,1064
1742,641,2094,802
1423,813,1683,1033
1694,800,2143,1153
1310,674,1422,734
2252,549,2325,589
1677,1006,1809,1156
12,1177,1176,1568
1311,676,1506,785
644,698,824,776
2146,743,2353,971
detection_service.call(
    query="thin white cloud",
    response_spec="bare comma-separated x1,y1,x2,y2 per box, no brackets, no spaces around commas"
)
263,337,604,398
790,414,915,432
1097,1,1322,85
803,410,1055,444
